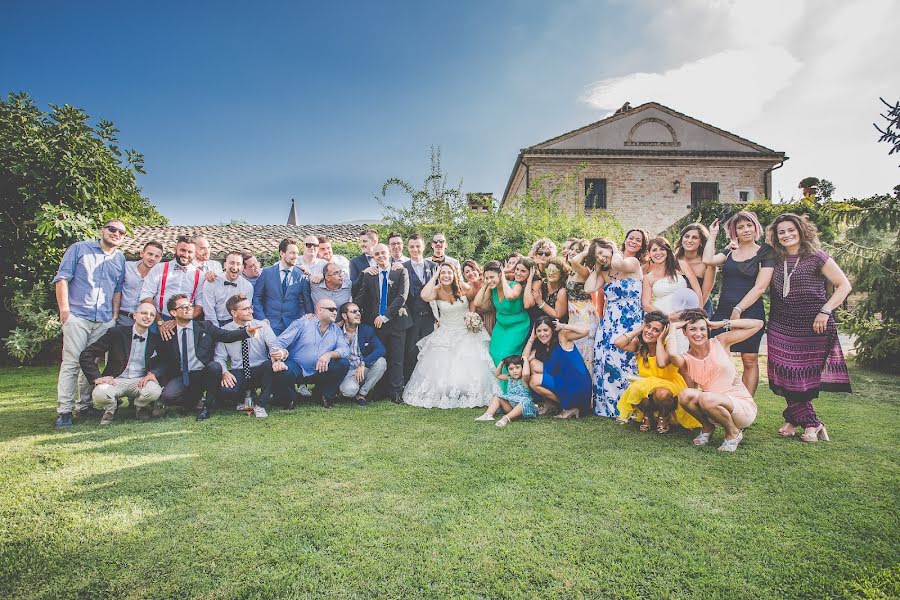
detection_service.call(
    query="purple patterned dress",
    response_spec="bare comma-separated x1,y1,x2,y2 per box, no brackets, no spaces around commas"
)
767,250,851,427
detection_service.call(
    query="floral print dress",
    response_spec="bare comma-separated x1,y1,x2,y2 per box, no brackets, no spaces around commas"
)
592,276,643,417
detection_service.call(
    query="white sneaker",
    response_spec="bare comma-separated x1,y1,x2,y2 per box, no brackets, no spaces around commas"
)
253,405,268,418
474,413,495,422
297,384,312,397
235,401,251,411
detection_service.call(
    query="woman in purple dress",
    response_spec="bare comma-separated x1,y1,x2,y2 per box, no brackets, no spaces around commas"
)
766,213,852,442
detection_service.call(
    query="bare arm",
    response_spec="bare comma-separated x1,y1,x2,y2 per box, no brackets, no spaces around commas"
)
520,356,531,383
494,362,509,381
557,321,589,344
679,259,703,302
642,274,656,313
420,269,440,302
700,264,716,307
584,268,603,294
820,258,853,312
611,252,641,275
55,280,70,323
569,249,590,278
732,267,773,318
659,326,684,369
614,322,644,351
656,328,674,368
703,219,728,267
473,281,493,310
713,318,765,350
522,272,538,309
544,287,568,320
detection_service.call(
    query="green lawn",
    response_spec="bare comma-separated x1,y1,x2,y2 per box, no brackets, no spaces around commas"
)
0,365,897,599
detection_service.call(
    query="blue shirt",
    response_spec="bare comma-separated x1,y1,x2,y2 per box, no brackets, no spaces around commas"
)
275,317,350,377
52,240,126,322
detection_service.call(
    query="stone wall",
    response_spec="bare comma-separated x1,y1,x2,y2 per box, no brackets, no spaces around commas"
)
521,157,774,233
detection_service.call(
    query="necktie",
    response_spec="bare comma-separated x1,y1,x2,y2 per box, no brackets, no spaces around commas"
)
133,334,145,342
224,281,238,287
281,269,290,294
180,328,190,386
379,271,388,316
240,327,251,381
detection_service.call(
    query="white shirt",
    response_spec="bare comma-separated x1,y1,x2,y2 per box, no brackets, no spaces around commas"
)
408,259,426,282
214,319,279,370
121,326,149,379
176,321,203,372
120,260,150,313
311,254,351,278
140,260,206,318
193,259,223,274
202,274,254,323
297,256,326,276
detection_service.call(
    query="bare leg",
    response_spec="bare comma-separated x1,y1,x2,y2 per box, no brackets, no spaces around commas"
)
497,398,514,414
652,388,675,433
529,372,560,414
636,396,654,432
698,392,740,439
678,389,713,432
741,352,759,396
483,396,501,417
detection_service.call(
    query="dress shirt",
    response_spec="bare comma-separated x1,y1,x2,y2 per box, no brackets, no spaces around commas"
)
202,275,254,323
120,260,151,314
140,260,206,318
193,259,223,274
176,321,204,371
311,255,351,278
342,325,363,369
214,319,277,370
120,326,150,379
409,259,426,282
52,240,126,322
390,255,409,264
275,317,350,377
298,256,326,276
279,265,296,285
310,279,352,310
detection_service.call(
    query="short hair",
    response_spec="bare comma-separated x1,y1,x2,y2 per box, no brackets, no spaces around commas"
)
431,231,447,241
408,233,424,242
104,218,125,227
135,299,157,314
166,293,189,313
725,211,763,242
143,241,164,252
279,237,299,253
317,235,330,244
388,231,403,241
359,228,378,240
483,260,503,275
225,250,243,261
192,234,207,243
502,355,524,368
226,293,249,314
338,302,356,318
241,252,255,263
175,235,193,246
323,262,341,276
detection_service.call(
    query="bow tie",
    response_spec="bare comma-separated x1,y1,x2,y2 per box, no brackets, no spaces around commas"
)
133,334,145,342
224,281,238,287
174,264,189,272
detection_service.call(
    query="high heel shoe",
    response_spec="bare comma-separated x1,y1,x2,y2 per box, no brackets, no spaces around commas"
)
778,422,797,437
800,424,830,443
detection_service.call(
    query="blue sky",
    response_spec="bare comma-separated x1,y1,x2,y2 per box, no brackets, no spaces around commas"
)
3,0,898,225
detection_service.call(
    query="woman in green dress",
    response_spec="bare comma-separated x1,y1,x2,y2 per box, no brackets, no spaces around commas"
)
476,260,532,370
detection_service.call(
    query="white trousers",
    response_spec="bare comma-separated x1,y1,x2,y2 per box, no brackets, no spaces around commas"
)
92,377,163,413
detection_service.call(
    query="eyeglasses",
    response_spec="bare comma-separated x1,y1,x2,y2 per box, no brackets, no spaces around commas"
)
106,226,126,235
175,304,193,310
545,266,560,272
320,306,338,313
305,243,317,248
536,251,551,257
432,240,446,245
347,309,361,315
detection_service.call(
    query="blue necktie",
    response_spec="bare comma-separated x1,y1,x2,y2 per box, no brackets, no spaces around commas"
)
281,269,290,295
180,328,190,386
379,271,388,316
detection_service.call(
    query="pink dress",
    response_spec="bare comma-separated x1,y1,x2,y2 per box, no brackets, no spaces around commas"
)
683,339,758,429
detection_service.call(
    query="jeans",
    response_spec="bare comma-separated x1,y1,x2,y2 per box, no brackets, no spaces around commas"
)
219,362,274,408
272,358,350,404
339,357,387,398
57,315,115,414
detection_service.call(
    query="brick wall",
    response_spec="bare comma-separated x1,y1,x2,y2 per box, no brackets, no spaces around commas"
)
522,157,775,234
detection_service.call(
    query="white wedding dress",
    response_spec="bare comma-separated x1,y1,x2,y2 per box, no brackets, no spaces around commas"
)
402,296,500,409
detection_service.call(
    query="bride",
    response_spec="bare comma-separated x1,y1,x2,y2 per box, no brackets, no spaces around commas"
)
403,263,499,408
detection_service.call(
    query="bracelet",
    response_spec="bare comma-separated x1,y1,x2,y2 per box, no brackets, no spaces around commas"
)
539,302,546,309
723,319,732,331
733,305,744,314
819,308,832,316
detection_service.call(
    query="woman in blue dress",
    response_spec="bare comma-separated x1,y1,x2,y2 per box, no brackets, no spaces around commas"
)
526,316,592,419
585,237,644,418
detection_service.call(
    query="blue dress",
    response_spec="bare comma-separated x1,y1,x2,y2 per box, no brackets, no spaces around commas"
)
593,277,643,417
542,344,592,412
499,377,538,419
711,244,775,353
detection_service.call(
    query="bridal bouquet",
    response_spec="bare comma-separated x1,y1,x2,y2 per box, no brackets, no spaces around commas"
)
464,312,484,334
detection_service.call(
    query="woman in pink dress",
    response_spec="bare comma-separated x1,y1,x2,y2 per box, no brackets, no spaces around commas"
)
657,309,764,452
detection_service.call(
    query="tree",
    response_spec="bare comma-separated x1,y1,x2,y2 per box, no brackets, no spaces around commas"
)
0,92,167,363
378,148,622,263
816,179,835,202
874,97,900,164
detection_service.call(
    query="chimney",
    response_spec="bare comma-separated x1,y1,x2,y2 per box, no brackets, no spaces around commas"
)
287,198,299,225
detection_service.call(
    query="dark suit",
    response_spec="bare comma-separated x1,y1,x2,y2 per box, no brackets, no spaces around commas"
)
352,267,412,399
349,254,373,284
252,263,311,335
80,325,164,384
402,259,437,380
155,320,250,413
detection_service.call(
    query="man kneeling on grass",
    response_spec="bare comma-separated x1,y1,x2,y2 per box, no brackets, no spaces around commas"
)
79,300,164,425
214,293,279,418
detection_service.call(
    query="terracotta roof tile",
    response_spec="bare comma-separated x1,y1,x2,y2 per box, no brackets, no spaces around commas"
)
120,224,366,259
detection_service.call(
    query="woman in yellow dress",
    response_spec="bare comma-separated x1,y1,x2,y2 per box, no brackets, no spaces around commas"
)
614,310,701,433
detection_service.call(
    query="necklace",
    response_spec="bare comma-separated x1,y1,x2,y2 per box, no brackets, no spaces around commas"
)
783,255,801,297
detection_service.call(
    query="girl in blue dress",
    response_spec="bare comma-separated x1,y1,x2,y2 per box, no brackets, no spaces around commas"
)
475,355,538,427
525,316,592,419
585,237,644,418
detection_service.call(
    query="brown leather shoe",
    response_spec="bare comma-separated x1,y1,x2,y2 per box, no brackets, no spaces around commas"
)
100,410,115,426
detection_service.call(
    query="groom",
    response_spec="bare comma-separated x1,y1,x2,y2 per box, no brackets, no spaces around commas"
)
351,243,411,403
402,234,436,382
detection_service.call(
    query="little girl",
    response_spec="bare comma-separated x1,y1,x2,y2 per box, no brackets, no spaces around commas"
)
475,355,538,427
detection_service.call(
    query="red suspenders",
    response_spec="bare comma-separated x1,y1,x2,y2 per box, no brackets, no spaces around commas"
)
159,262,201,313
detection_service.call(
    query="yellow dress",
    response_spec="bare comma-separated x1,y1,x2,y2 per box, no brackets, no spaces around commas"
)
616,354,701,429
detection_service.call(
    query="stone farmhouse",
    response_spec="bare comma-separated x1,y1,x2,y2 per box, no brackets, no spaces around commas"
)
500,102,787,233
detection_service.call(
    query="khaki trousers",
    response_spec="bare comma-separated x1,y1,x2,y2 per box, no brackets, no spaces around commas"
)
92,377,163,413
57,315,115,414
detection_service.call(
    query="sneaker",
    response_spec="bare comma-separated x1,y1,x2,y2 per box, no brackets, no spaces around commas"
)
297,384,312,397
75,406,104,419
235,401,251,411
100,410,115,426
55,412,73,429
474,413,495,422
253,405,268,418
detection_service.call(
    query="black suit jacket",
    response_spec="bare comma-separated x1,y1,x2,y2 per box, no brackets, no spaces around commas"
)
153,320,250,379
349,254,372,284
351,268,412,330
80,325,164,384
403,259,437,319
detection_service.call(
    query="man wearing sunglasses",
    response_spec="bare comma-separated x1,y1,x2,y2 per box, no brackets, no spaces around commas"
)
270,298,351,409
427,232,459,268
298,235,326,280
52,219,128,429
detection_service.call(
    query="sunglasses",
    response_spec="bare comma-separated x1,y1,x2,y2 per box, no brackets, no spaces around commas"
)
175,304,193,310
536,251,551,257
320,306,338,313
432,240,446,244
347,309,361,315
106,226,126,235
305,243,317,248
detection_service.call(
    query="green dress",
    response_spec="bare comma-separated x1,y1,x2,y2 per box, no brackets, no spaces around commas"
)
490,284,531,367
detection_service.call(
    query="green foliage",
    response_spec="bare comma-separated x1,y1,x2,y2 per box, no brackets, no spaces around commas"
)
0,91,167,363
2,283,62,363
378,149,622,262
798,176,820,189
874,97,900,164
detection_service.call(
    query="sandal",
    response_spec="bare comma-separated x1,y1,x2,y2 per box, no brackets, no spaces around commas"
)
692,431,712,446
718,430,744,452
656,415,671,434
778,422,797,437
495,416,511,428
800,424,829,443
639,416,651,432
474,413,495,422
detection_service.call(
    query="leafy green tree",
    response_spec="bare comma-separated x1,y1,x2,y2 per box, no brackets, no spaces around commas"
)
378,149,622,263
0,92,167,363
874,97,900,164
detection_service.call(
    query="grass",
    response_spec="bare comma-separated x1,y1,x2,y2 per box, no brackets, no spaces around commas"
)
0,364,898,599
